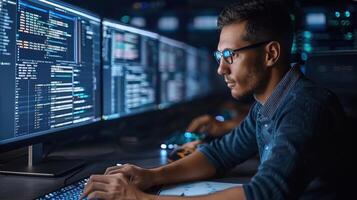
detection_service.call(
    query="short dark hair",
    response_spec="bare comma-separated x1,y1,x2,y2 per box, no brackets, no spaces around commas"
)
218,0,294,56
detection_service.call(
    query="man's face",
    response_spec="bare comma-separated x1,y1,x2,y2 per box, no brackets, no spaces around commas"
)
217,21,269,100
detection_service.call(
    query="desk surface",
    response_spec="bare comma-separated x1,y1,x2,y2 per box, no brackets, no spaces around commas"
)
0,144,258,200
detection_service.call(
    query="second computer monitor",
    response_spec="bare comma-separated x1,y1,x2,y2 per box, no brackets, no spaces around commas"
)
102,20,159,120
185,46,212,100
158,37,187,107
185,46,200,100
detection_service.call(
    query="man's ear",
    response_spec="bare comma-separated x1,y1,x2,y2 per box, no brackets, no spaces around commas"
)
264,41,280,67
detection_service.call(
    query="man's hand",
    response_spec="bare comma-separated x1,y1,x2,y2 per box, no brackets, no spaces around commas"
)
80,174,148,200
187,115,227,137
81,173,246,200
181,140,202,150
104,164,155,190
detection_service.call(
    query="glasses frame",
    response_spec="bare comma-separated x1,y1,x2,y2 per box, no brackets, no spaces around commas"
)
214,41,271,64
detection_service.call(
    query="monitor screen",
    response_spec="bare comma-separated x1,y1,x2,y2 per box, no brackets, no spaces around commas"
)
305,12,326,30
102,20,159,120
0,0,101,145
157,16,179,32
185,45,200,100
191,15,218,31
158,36,186,107
130,16,146,28
197,49,213,95
185,46,213,100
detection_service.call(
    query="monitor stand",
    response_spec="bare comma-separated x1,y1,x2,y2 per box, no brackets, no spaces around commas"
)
0,144,84,177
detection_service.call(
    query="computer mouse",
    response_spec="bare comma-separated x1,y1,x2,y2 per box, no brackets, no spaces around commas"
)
167,146,194,162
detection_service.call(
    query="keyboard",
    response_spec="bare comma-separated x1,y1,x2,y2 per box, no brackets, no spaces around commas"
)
36,178,88,200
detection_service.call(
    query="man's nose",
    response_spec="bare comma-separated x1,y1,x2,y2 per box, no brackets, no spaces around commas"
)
217,59,229,75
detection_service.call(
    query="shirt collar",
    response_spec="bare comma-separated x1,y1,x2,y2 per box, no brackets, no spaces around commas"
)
257,64,302,120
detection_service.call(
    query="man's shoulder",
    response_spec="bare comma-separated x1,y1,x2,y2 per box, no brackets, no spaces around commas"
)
284,77,341,111
293,77,336,100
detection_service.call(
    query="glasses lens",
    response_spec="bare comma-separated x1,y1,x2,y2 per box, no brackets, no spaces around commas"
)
214,51,222,64
222,49,234,64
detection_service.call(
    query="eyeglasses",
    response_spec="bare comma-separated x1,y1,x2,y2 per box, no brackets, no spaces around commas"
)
213,41,271,65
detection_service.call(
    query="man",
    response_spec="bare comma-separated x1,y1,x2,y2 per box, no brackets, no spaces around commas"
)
82,0,343,199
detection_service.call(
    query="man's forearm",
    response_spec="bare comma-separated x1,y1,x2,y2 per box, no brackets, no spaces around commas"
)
150,151,216,186
144,186,246,200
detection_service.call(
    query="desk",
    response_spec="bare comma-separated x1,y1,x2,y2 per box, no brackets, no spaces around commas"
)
0,145,258,200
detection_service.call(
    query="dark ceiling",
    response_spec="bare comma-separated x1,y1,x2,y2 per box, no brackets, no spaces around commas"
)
63,0,351,19
61,0,353,49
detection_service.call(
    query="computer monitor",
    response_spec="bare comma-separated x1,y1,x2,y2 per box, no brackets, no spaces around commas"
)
0,0,101,175
158,16,179,32
305,11,327,31
102,19,159,120
185,45,212,100
189,15,218,31
185,45,200,100
197,49,215,95
158,36,187,108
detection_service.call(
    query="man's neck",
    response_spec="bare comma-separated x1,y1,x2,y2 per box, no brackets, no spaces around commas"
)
254,65,290,105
